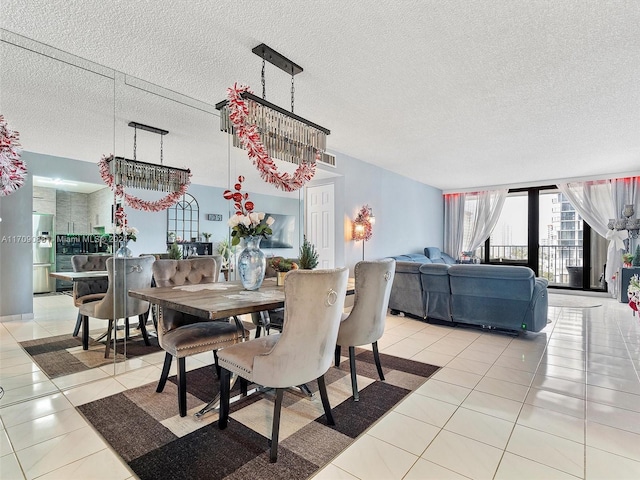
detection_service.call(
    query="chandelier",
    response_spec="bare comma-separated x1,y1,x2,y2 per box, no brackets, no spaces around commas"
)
98,122,191,212
107,122,190,191
215,44,330,169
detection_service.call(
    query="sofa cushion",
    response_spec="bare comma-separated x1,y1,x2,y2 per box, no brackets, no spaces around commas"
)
424,247,456,265
424,247,443,260
391,254,431,263
449,264,534,301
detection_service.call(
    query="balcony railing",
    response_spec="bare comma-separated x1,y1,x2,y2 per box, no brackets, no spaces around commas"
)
475,244,584,286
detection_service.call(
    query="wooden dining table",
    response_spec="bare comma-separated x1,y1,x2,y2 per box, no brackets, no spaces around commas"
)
49,270,108,282
128,276,355,321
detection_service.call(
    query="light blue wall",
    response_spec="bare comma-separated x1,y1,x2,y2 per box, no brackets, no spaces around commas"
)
0,150,444,316
126,183,301,259
329,151,443,273
0,173,34,317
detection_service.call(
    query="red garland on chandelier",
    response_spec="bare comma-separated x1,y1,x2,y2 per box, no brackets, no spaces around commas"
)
0,115,27,197
226,84,316,192
98,155,191,212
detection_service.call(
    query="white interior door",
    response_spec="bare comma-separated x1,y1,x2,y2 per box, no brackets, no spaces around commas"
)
306,183,335,268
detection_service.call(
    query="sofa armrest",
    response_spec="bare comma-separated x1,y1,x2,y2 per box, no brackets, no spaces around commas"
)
525,278,549,332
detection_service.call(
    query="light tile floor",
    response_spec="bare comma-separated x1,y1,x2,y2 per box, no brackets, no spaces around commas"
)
0,292,639,479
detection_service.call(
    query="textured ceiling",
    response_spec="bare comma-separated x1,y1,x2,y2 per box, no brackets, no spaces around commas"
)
1,0,640,191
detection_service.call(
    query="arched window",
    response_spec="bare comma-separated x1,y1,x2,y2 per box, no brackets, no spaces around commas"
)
167,193,199,242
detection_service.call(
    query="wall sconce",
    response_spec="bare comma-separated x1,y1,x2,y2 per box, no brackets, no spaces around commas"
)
353,205,374,260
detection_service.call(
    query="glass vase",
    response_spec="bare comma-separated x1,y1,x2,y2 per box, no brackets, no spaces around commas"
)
238,236,266,290
115,240,132,258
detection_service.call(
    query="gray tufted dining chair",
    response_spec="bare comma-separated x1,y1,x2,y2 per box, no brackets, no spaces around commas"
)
71,255,111,337
187,254,224,282
334,258,396,401
218,267,349,462
152,258,244,417
78,256,155,358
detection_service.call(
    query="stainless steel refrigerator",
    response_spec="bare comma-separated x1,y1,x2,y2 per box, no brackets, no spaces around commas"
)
33,213,55,294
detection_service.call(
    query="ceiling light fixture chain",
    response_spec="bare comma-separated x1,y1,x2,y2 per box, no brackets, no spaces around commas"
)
133,124,137,161
261,57,266,100
291,69,295,113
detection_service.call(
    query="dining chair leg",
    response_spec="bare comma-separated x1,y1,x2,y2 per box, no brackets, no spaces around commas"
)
73,311,82,337
156,353,173,392
334,345,341,367
138,314,150,345
240,377,248,396
348,346,359,401
213,350,221,379
255,325,262,339
104,319,114,358
124,318,130,340
150,305,158,332
81,315,89,350
317,374,335,426
372,341,385,381
270,388,284,463
219,368,231,429
177,357,187,417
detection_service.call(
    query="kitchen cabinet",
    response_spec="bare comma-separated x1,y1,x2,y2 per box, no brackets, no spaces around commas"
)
55,255,73,291
56,190,89,233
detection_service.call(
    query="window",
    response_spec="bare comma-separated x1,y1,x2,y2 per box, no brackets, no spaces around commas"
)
167,193,199,242
487,193,528,263
479,186,606,291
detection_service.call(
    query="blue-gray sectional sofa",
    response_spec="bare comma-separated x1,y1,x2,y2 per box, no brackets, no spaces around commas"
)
389,248,549,333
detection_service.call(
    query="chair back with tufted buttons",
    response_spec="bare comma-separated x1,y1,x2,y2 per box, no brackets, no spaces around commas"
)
71,255,111,306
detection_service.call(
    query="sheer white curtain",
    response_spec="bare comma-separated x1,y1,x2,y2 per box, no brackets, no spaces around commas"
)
444,194,465,258
444,189,508,258
559,177,640,297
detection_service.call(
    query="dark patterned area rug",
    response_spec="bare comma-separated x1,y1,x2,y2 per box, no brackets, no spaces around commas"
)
78,349,439,480
19,333,162,379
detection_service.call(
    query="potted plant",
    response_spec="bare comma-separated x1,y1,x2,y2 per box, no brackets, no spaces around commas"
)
202,232,212,242
623,252,634,267
216,238,235,268
298,236,319,269
269,256,298,286
168,241,182,260
168,231,176,243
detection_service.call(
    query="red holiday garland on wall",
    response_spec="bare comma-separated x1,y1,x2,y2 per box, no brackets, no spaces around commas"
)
226,84,317,192
98,154,191,212
0,115,27,197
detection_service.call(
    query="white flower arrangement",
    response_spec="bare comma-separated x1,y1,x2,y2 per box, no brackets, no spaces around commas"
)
223,176,275,246
114,224,138,241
